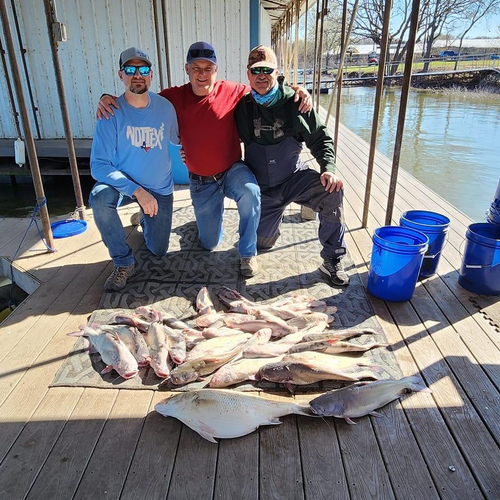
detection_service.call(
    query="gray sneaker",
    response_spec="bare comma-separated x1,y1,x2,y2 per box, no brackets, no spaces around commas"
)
130,211,142,226
319,258,350,286
104,264,135,291
240,257,258,277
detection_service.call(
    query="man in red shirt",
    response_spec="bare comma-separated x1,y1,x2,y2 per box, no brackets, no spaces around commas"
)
98,42,310,278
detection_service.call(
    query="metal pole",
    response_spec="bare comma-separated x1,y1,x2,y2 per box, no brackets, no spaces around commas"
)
161,0,171,87
333,0,348,155
293,0,299,86
43,0,86,221
311,0,320,103
0,0,55,249
315,0,327,112
0,34,21,137
325,0,359,124
9,0,41,138
362,0,392,228
303,0,308,85
152,0,164,89
385,0,421,225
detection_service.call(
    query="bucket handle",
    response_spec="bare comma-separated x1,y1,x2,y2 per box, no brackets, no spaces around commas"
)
423,234,449,259
459,238,499,269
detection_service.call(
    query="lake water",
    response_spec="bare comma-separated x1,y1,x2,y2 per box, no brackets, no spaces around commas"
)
321,88,500,222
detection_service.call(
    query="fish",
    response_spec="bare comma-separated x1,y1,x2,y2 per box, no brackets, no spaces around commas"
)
210,356,283,388
163,325,187,364
114,314,150,333
202,326,245,339
101,325,150,367
286,312,332,332
242,331,306,358
144,321,171,378
68,324,139,379
195,313,225,328
287,339,388,355
258,358,379,392
154,389,313,442
309,375,432,424
196,286,216,315
224,315,297,338
301,328,379,343
185,333,252,361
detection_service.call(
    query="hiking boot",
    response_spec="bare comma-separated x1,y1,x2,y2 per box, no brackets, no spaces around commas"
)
104,264,135,292
240,256,258,277
130,211,142,226
319,258,350,286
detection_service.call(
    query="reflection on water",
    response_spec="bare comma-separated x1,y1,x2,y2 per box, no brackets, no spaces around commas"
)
321,88,500,222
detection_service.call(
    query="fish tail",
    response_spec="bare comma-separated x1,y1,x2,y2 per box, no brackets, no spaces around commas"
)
293,405,316,417
406,375,432,393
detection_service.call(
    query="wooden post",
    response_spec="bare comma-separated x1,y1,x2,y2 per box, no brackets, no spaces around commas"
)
311,0,320,103
0,0,55,250
293,0,299,86
315,0,327,112
303,0,308,85
362,0,393,228
385,0,421,225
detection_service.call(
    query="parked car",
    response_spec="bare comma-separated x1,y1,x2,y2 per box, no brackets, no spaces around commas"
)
491,54,500,60
439,50,458,59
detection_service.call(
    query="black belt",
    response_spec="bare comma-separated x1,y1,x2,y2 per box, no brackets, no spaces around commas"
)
189,171,225,182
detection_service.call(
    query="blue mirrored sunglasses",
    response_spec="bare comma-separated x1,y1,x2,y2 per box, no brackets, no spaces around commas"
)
250,67,274,75
122,65,151,76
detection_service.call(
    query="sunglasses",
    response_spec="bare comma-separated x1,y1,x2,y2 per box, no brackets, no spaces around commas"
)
121,65,151,76
250,67,275,75
188,49,215,59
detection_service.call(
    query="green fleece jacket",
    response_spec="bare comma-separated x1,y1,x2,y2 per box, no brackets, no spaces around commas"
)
234,79,336,174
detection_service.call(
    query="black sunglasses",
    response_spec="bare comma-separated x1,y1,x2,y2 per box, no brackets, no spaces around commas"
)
122,65,151,76
250,67,275,75
188,49,215,59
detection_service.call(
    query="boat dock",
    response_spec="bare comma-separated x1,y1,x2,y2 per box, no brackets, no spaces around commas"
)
0,118,499,499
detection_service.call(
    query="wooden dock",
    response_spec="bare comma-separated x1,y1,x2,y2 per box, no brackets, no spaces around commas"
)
0,118,499,500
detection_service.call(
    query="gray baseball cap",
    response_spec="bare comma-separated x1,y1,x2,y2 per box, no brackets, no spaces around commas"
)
119,47,152,68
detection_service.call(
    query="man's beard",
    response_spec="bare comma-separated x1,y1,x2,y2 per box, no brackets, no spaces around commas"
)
129,82,148,94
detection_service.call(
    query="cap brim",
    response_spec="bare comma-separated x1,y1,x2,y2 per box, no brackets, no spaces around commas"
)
249,61,277,69
122,57,152,67
188,57,217,65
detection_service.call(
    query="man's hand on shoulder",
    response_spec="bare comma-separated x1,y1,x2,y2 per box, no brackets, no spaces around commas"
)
97,94,119,120
291,85,312,114
320,172,343,193
133,187,158,217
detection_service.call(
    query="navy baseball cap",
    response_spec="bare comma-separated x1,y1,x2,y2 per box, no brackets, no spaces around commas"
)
186,41,217,65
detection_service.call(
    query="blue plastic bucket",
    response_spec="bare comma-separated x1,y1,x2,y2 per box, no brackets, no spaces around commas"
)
399,210,450,277
367,226,429,301
458,223,500,296
487,180,500,225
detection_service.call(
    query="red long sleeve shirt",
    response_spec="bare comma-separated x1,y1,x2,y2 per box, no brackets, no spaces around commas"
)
160,81,249,176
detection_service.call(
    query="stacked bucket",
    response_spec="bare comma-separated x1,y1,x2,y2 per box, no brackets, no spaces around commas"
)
367,211,449,301
367,180,500,301
458,179,500,296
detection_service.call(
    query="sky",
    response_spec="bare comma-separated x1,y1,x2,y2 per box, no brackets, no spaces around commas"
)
466,13,500,38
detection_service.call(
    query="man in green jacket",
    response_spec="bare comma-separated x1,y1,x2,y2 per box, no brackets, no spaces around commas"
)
234,46,349,286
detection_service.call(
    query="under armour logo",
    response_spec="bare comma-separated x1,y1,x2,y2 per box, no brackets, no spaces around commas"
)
253,118,285,139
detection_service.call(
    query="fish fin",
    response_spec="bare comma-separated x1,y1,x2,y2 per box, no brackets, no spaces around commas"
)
197,422,218,443
196,430,218,443
344,417,357,425
100,365,113,374
284,382,296,395
93,354,102,363
369,411,384,418
263,418,282,426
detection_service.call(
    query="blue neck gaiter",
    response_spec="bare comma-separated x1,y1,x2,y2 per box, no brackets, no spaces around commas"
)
251,81,280,106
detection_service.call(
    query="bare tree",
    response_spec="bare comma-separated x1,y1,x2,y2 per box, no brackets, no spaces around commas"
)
453,0,500,70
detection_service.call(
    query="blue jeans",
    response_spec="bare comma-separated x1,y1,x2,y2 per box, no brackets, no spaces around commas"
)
89,183,173,267
189,162,261,258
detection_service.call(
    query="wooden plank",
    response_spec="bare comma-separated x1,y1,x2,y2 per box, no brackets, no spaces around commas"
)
0,388,83,498
166,425,218,500
120,392,182,500
214,427,259,500
259,415,304,500
0,218,29,249
344,229,481,499
25,389,118,500
297,417,350,500
72,390,153,500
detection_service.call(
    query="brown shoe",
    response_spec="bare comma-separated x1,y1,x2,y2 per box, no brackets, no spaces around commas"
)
104,264,135,291
240,257,258,277
130,211,142,226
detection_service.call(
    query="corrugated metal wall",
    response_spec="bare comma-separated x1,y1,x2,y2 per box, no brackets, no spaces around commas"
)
0,0,251,140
